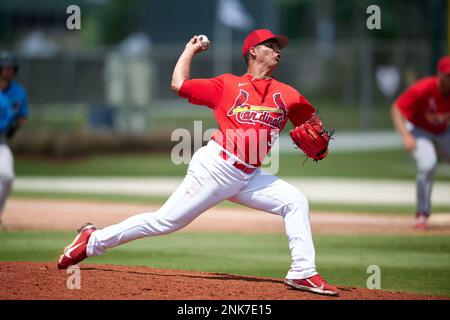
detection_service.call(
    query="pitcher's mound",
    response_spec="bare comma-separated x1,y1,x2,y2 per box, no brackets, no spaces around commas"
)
0,262,446,300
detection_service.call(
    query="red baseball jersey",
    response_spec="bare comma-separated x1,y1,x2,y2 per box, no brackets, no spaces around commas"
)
178,73,316,167
395,76,450,134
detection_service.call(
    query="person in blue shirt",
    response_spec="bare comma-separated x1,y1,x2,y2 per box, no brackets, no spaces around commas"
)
1,52,29,138
0,51,29,227
0,92,13,133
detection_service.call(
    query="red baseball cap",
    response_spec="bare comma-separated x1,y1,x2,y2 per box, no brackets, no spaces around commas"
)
437,56,450,74
242,29,289,56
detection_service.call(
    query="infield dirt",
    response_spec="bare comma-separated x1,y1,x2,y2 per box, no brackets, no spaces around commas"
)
0,262,448,300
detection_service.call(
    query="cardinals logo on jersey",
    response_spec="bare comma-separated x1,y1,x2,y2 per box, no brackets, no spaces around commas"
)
227,89,287,129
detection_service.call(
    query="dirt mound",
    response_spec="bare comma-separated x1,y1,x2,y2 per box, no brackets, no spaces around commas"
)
0,262,446,300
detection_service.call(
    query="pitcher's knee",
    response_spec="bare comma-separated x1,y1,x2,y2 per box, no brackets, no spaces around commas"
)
294,191,309,210
0,173,14,185
280,189,309,217
0,174,14,192
417,154,437,173
417,161,437,180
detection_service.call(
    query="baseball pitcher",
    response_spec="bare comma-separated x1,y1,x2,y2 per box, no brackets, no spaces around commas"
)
57,29,338,296
0,51,29,226
391,56,450,230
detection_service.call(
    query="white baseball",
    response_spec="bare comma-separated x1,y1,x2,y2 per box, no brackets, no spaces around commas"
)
197,35,210,49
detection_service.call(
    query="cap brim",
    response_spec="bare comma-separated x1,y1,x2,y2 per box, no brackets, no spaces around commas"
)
273,35,289,49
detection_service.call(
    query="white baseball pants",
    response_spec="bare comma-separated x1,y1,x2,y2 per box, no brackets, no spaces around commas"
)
87,140,317,279
0,142,14,218
408,124,450,214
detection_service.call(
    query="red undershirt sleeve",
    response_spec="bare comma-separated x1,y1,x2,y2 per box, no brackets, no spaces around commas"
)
288,95,317,127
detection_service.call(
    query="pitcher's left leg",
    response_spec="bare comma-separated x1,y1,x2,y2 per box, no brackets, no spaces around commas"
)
230,171,315,278
229,169,338,295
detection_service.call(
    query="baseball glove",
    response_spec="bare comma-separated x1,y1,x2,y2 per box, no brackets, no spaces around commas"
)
289,112,334,162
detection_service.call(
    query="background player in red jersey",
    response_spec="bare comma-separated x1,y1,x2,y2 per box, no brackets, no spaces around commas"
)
57,29,338,296
391,56,450,230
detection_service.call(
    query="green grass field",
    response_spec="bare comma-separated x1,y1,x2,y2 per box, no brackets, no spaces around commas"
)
0,231,449,297
14,149,450,180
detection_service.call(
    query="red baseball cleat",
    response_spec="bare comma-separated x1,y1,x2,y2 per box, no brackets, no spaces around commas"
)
57,223,96,269
285,274,339,296
415,212,429,231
